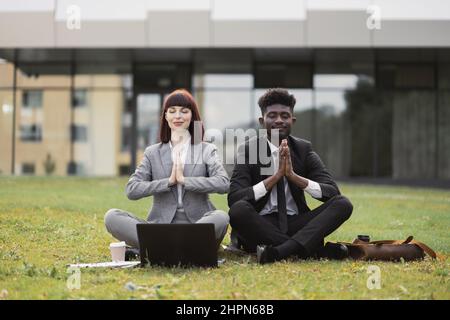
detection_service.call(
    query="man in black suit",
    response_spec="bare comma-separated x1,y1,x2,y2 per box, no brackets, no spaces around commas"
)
228,88,353,264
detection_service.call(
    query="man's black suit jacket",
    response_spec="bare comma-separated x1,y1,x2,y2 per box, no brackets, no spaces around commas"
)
227,135,340,214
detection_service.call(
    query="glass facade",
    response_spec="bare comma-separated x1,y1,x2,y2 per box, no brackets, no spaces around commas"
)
194,74,254,132
0,49,449,181
137,94,161,150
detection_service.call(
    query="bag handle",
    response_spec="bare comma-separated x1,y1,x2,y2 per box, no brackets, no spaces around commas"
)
409,240,439,260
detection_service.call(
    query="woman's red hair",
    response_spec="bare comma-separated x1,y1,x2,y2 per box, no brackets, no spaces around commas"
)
159,89,204,144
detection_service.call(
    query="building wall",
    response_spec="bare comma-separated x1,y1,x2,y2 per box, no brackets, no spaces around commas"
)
0,90,13,174
90,91,121,176
20,89,72,176
1,0,449,48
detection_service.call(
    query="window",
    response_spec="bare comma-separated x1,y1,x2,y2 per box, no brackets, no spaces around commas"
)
255,63,312,89
20,124,42,142
134,64,191,91
21,163,35,175
137,94,161,150
200,90,254,133
71,125,88,142
377,64,435,89
193,74,254,132
314,74,360,89
119,165,131,176
193,74,253,89
73,89,87,108
121,97,132,152
67,161,85,175
311,59,376,178
121,123,131,152
22,90,42,108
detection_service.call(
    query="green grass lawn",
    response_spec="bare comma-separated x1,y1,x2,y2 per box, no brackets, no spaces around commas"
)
0,177,448,300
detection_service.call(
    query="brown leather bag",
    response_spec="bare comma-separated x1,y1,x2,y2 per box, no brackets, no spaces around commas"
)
335,236,439,261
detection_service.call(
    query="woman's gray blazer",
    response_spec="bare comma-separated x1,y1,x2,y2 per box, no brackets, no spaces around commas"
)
125,142,229,223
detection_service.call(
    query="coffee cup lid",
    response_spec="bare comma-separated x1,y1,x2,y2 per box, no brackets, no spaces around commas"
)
110,241,126,248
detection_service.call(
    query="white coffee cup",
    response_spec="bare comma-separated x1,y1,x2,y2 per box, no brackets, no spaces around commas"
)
110,241,126,262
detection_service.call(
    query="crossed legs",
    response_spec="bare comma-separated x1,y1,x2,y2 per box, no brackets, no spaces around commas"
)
104,209,229,249
229,195,353,257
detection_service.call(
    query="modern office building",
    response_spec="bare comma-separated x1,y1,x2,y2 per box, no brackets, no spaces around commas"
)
0,0,449,182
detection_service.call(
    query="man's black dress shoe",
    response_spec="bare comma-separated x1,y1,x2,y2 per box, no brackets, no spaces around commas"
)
256,245,279,264
125,248,140,261
318,243,349,260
